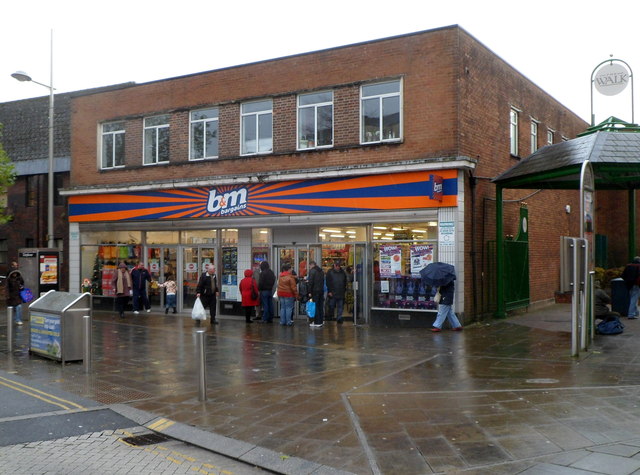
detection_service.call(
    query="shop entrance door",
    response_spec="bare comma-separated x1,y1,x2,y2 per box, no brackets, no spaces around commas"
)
323,243,368,325
182,247,216,311
147,247,178,310
274,245,321,320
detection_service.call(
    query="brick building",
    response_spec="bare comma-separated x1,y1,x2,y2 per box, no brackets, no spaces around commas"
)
63,25,589,325
0,93,71,288
0,84,133,294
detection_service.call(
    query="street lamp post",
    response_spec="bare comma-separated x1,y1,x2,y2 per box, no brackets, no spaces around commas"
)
11,30,55,249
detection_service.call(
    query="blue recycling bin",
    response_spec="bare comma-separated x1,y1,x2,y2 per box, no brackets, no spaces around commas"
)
610,278,629,316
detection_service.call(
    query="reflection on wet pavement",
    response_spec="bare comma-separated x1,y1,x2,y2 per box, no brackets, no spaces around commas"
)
2,307,640,474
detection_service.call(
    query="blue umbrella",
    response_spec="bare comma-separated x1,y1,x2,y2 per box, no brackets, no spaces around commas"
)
419,262,456,287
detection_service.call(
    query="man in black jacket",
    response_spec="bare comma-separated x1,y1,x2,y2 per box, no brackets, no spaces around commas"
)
131,263,152,314
307,260,325,327
258,261,276,323
196,263,219,325
326,260,348,324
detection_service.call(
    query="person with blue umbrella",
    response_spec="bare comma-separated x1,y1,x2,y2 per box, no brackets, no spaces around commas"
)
420,262,463,332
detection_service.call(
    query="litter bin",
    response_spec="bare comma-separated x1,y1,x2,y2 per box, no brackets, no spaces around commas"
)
29,290,92,363
610,278,629,317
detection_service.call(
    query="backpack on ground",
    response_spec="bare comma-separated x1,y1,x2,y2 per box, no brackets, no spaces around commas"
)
596,317,624,335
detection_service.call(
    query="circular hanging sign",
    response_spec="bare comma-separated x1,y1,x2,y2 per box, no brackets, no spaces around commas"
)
594,62,630,96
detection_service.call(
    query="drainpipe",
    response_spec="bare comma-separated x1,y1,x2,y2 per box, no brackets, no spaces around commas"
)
468,171,478,320
495,185,506,318
630,189,637,260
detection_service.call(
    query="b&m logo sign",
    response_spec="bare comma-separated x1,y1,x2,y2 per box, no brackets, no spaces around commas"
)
207,188,248,215
429,174,443,202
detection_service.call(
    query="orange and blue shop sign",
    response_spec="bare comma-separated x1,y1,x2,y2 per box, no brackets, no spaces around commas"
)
69,170,457,222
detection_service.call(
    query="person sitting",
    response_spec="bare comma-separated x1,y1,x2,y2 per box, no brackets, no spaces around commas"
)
594,280,619,322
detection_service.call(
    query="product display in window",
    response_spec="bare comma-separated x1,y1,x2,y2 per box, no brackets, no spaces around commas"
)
90,244,141,296
376,276,438,309
373,238,437,310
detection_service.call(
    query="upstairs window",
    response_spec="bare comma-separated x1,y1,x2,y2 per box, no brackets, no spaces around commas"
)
298,91,333,150
530,120,539,153
190,108,219,160
101,122,125,169
144,115,170,165
547,130,554,145
361,80,402,144
510,108,519,156
241,100,272,155
0,239,6,265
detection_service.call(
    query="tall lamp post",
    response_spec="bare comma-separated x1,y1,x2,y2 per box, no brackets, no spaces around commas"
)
11,30,55,249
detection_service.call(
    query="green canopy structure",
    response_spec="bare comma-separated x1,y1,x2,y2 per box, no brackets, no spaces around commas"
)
492,117,640,317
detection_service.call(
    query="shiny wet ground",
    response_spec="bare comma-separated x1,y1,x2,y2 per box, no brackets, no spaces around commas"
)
2,305,640,474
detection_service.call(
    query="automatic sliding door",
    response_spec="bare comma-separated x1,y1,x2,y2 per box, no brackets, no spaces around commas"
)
183,247,215,310
148,247,177,309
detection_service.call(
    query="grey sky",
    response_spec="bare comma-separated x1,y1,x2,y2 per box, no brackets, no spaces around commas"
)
2,0,637,124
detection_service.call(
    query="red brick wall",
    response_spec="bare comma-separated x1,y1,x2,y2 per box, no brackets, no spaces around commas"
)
0,173,70,290
457,30,588,310
71,27,460,187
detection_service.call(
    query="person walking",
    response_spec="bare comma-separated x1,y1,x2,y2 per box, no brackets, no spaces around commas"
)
131,263,152,313
239,269,259,323
112,262,132,319
258,261,276,323
326,260,348,324
622,256,640,319
6,261,24,326
196,263,219,325
158,274,177,314
307,260,325,328
431,280,463,332
276,264,298,326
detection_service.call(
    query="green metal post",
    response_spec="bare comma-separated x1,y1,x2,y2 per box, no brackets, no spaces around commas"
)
630,189,637,260
495,186,506,318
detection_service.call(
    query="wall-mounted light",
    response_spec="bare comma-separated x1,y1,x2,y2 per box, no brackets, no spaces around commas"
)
565,205,571,214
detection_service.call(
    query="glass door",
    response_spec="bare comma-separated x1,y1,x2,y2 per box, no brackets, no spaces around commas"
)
182,247,215,310
274,245,321,320
295,245,320,319
147,247,178,310
321,243,367,325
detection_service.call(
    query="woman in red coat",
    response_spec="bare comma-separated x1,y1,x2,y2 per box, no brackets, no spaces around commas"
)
239,269,259,323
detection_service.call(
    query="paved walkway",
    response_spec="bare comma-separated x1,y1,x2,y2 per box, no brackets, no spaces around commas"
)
2,303,640,474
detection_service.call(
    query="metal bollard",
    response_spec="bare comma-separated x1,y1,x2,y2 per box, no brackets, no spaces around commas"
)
83,315,92,373
6,307,13,352
196,329,207,401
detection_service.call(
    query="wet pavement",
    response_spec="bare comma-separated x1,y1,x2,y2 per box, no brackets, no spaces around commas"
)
2,304,640,474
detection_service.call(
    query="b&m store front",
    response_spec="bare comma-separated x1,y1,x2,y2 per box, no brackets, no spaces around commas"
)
66,169,463,327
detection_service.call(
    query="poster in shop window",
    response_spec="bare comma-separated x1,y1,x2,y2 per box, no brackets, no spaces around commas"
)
102,264,116,296
410,245,434,276
221,248,238,301
379,245,402,278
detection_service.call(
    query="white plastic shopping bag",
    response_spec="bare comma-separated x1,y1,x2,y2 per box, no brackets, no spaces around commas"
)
191,297,207,320
433,288,442,304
